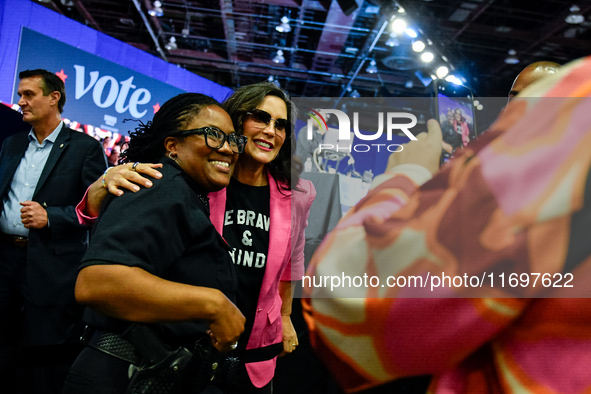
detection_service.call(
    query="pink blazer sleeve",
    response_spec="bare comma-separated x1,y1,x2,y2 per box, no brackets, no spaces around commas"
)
75,186,97,225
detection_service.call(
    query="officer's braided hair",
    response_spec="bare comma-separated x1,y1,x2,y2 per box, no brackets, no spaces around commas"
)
120,93,221,164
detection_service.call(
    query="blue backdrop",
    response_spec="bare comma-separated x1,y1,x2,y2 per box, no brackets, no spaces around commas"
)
13,28,188,134
0,0,232,131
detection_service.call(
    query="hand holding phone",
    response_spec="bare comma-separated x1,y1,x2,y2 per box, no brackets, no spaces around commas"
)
386,119,442,176
432,79,477,153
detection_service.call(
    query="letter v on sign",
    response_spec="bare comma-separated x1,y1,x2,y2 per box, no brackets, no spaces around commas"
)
74,65,98,100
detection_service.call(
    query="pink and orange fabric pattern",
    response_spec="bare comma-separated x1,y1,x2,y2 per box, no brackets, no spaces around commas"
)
303,57,591,393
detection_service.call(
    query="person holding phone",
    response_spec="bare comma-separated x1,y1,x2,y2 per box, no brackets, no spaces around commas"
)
303,57,591,393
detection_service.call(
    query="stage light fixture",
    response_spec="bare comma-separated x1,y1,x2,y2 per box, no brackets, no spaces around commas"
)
182,16,191,38
420,51,434,63
566,5,585,24
165,36,177,51
391,18,407,34
273,50,285,64
412,40,425,52
276,16,292,33
405,80,414,89
386,32,400,47
405,28,417,38
350,89,361,98
504,49,519,64
148,1,164,17
366,60,378,74
445,75,462,85
268,76,281,88
436,66,449,78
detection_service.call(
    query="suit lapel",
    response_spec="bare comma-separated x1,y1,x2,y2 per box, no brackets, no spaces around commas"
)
263,171,292,291
209,188,227,235
0,132,29,198
33,125,70,197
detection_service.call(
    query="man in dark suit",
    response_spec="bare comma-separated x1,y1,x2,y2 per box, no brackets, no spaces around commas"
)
0,69,106,393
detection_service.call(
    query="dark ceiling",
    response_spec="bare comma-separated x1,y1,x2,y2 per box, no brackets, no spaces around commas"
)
36,0,591,98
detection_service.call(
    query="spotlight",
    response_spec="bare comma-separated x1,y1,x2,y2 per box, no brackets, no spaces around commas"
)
148,0,164,17
397,6,405,14
405,28,417,38
267,76,281,88
566,5,585,24
405,80,414,89
273,50,285,64
473,100,480,106
165,36,177,51
386,32,400,47
445,75,462,85
504,49,519,65
350,89,361,98
412,40,425,52
366,60,378,74
420,51,434,63
436,66,449,78
391,19,407,34
276,16,291,33
477,104,484,110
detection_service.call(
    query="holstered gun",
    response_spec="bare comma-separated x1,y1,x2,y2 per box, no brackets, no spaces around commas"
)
122,324,195,394
121,324,238,394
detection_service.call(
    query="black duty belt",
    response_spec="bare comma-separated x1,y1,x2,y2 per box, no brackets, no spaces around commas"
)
87,329,142,365
86,328,282,365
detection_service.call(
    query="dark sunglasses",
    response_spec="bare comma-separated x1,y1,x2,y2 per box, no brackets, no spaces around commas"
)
179,127,248,154
245,109,289,133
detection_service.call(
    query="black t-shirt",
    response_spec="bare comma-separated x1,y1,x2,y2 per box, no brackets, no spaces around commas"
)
223,177,270,351
80,158,237,346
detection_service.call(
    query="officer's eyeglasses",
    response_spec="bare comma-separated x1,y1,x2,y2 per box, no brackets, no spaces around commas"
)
179,127,248,154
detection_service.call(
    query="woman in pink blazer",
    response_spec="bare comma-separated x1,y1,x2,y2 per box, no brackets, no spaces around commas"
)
77,82,315,393
453,108,471,146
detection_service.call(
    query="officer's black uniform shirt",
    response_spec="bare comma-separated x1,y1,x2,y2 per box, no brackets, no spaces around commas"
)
80,158,237,346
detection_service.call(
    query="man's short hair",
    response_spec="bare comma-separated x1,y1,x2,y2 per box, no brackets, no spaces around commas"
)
19,69,66,113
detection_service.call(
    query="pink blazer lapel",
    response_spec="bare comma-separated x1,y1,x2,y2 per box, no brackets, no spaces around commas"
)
208,188,226,235
261,171,292,295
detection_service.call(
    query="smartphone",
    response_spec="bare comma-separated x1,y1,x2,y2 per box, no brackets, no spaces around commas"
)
432,79,477,153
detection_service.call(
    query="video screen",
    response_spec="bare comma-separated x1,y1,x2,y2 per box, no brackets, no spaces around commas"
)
437,94,475,150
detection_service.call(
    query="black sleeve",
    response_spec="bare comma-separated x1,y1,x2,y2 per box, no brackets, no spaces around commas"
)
81,170,205,277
